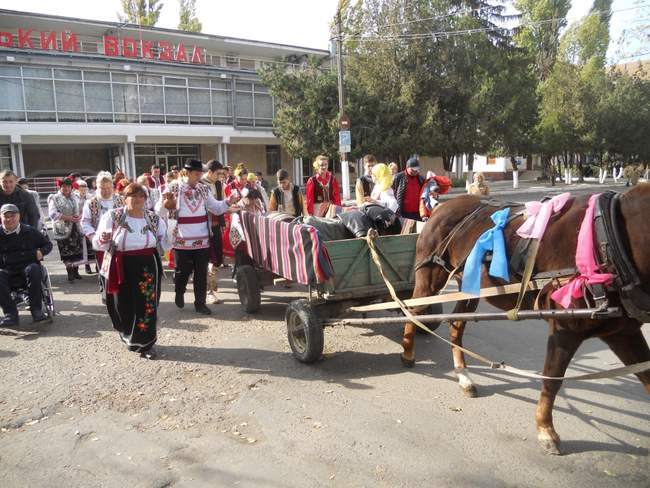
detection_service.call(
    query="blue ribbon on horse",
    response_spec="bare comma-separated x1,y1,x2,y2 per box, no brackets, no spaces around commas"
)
461,207,511,295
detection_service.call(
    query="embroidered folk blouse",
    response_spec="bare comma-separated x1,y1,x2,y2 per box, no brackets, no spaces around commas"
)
81,197,120,238
155,180,229,250
92,211,169,253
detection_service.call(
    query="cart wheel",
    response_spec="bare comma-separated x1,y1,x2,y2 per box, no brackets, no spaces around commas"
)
285,299,324,363
235,265,261,313
416,303,443,334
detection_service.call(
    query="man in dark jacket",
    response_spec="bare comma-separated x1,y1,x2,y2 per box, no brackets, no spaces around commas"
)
391,157,425,220
0,204,53,326
0,170,40,229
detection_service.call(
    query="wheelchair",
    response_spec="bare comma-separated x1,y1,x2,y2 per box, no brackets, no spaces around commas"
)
10,263,56,320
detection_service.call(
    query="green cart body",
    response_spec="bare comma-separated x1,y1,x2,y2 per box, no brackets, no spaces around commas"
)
234,232,420,363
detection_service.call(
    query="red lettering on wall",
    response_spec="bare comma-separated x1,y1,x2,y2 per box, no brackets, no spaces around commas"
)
18,28,34,49
140,39,154,59
103,36,119,56
39,31,57,50
158,40,172,61
191,45,204,64
175,42,187,63
60,32,78,52
122,38,137,58
0,32,14,47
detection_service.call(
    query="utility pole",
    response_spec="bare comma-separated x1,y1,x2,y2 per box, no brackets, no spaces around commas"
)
336,1,351,200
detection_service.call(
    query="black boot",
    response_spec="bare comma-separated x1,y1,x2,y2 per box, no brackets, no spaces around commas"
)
67,267,75,282
195,303,212,315
174,292,184,309
74,267,82,279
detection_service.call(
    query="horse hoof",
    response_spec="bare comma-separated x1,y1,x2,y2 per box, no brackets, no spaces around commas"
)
462,385,478,398
539,438,562,456
400,355,415,368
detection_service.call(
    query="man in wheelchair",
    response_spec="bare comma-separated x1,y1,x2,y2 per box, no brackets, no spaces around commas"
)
0,204,53,326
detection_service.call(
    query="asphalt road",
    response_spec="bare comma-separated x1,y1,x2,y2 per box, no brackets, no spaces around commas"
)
0,183,648,487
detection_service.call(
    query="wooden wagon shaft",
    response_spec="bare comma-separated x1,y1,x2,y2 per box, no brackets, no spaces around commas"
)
348,278,570,313
322,307,622,327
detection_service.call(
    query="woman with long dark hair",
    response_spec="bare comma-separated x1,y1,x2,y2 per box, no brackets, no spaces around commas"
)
93,183,168,359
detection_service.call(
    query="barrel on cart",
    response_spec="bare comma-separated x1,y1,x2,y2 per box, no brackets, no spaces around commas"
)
231,212,421,363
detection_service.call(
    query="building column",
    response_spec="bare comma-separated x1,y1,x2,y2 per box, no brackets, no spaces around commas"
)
293,158,303,185
9,142,25,178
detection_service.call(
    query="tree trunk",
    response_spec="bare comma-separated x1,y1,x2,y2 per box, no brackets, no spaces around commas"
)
577,153,585,183
442,154,453,172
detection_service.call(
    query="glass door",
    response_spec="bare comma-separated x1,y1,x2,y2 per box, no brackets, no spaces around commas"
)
155,155,169,173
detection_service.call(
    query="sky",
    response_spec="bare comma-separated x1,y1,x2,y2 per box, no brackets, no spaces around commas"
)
0,0,646,61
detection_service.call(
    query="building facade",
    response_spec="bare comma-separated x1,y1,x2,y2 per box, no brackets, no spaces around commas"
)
0,9,330,189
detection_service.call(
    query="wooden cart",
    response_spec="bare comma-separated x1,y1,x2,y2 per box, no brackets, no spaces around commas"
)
233,232,422,363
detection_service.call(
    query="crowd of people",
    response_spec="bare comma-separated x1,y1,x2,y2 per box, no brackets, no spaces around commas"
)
0,155,458,359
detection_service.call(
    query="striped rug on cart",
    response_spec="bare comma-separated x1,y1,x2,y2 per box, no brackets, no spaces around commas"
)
236,212,334,285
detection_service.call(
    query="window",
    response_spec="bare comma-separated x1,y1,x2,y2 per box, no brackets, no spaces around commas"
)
235,81,253,126
0,146,12,171
266,145,282,175
0,77,25,120
188,87,210,124
0,63,272,127
134,144,199,174
211,79,231,124
84,81,113,121
24,78,55,121
55,79,84,121
164,86,188,123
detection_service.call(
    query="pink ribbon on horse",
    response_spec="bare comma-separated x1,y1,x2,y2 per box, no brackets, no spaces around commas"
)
551,194,614,309
516,192,572,239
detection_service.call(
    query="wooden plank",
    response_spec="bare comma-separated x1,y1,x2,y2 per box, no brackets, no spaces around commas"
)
348,278,565,312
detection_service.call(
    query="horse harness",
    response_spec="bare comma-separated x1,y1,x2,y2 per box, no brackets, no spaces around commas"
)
414,199,526,274
593,191,650,322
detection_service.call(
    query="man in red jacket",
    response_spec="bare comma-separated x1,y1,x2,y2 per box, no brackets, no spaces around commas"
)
392,157,425,220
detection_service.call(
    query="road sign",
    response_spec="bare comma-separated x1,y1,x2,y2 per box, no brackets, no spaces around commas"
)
339,130,351,154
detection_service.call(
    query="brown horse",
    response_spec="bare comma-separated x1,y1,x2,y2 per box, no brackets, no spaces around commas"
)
403,185,650,455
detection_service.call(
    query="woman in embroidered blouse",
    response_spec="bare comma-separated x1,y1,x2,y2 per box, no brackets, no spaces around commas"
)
48,178,85,282
93,183,169,359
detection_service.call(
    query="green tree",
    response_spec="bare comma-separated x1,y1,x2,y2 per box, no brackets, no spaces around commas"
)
178,0,202,32
260,59,340,159
118,0,164,26
514,0,571,81
600,69,650,163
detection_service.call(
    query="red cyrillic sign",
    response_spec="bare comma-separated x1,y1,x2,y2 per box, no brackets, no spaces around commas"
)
0,27,206,65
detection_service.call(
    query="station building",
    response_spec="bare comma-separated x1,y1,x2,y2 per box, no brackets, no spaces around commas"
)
0,9,330,193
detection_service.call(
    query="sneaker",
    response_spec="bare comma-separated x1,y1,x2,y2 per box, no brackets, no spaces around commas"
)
207,294,222,305
85,264,96,275
194,304,212,315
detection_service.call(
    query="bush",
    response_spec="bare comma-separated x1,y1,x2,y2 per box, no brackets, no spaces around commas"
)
450,177,465,188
